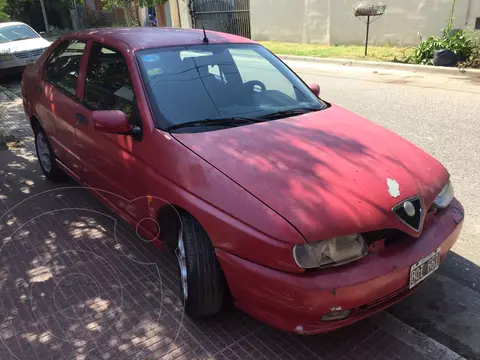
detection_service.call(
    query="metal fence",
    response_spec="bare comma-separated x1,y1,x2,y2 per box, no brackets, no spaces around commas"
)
190,0,251,38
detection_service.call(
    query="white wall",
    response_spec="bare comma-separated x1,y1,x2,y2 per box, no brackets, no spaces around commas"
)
251,0,330,44
250,0,479,46
330,0,470,46
467,0,480,29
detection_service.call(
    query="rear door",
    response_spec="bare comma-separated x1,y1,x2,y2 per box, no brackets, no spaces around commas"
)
41,40,87,176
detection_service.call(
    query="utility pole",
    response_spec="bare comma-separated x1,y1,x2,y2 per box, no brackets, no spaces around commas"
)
39,0,49,33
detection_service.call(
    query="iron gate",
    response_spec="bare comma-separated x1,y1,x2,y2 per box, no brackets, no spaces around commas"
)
189,0,251,38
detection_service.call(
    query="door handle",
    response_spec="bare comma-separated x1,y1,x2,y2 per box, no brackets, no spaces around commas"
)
76,113,88,125
35,86,42,93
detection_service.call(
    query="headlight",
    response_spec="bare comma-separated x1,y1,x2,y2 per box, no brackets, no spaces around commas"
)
0,54,14,62
433,180,454,209
293,234,368,269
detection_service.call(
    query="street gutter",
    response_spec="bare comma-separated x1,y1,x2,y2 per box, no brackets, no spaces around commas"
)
278,55,480,77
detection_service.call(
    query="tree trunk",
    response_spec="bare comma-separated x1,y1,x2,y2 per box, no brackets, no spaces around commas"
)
133,0,140,23
124,5,132,26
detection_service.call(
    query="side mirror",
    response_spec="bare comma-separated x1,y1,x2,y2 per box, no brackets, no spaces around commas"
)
309,83,320,97
92,110,133,134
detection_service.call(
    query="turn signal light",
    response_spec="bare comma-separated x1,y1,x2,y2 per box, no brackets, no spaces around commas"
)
320,309,352,322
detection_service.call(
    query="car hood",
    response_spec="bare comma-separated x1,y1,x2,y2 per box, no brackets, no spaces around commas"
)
173,105,449,242
0,37,50,53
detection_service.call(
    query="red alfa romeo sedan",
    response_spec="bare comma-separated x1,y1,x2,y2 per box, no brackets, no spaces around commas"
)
22,27,464,334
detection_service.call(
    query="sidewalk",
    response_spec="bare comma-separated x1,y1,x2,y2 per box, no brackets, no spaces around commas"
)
0,86,465,360
0,86,32,149
278,55,480,77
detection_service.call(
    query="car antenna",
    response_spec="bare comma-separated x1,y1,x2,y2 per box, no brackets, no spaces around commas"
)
202,24,209,44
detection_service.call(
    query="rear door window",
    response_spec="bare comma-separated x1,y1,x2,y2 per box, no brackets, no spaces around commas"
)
44,40,86,97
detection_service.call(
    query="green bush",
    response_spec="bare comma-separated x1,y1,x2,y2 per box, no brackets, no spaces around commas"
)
407,0,479,67
459,46,480,69
409,29,477,65
0,0,9,22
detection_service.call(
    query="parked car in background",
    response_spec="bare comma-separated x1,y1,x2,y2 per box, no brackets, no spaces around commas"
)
0,22,51,76
21,27,464,335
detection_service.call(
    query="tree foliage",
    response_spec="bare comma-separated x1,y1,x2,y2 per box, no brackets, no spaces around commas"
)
0,0,10,22
104,0,168,7
3,0,76,23
103,0,168,26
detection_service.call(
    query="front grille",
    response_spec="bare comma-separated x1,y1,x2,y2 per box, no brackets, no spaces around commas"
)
392,197,423,232
362,229,406,247
14,49,43,59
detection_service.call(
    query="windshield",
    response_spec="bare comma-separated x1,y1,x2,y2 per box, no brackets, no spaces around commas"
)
137,44,326,129
0,24,40,44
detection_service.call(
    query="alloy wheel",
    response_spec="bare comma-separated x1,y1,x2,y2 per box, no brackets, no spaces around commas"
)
36,131,52,173
177,229,188,301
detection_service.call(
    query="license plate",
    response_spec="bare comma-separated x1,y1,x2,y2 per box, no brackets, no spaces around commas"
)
409,247,440,289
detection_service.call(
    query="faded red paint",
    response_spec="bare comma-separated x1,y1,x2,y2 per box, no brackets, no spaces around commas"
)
217,199,463,334
174,105,449,242
22,28,464,334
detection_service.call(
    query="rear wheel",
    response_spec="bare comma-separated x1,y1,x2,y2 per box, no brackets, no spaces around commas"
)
176,212,226,318
34,126,68,182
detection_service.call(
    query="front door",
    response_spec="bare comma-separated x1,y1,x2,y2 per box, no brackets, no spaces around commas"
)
75,42,149,223
42,40,87,176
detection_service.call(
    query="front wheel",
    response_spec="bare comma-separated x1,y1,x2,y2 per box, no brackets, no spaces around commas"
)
176,212,226,318
34,127,68,182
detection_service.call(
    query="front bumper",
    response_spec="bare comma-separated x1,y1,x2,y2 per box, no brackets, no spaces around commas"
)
217,198,464,334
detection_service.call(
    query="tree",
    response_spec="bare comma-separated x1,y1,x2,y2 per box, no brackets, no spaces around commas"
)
104,0,168,26
4,0,78,29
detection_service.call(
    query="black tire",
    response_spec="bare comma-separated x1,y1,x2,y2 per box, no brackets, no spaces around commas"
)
34,126,69,182
177,212,226,319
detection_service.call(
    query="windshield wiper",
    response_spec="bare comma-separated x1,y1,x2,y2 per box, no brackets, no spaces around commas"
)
260,107,320,120
165,117,263,132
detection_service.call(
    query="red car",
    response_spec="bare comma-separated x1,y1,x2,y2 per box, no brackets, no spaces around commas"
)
22,27,463,334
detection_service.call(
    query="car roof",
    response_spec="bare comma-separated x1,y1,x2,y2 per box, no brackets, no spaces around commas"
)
66,27,256,51
0,22,29,28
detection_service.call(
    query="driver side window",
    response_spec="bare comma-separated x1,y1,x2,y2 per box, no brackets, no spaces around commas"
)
84,43,141,127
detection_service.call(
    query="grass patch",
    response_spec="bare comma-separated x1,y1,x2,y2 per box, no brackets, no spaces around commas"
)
260,41,414,62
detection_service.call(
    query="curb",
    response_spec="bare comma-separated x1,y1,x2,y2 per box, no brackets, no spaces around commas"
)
370,312,466,360
278,55,480,77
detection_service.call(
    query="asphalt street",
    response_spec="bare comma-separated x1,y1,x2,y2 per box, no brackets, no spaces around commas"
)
1,62,479,359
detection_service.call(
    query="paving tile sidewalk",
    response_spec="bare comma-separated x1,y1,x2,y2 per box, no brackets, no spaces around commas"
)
0,86,33,143
0,86,460,360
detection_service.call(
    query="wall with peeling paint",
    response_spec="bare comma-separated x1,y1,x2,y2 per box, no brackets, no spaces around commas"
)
250,0,479,46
